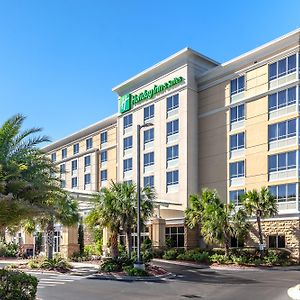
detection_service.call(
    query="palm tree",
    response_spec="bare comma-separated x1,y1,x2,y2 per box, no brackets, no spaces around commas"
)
242,187,278,257
185,189,249,256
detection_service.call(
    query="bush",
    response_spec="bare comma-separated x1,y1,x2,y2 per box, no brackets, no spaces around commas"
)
152,248,165,259
209,253,230,264
0,269,38,300
0,243,18,258
124,266,149,277
100,260,122,272
27,256,71,271
264,250,280,265
162,249,179,260
231,255,248,265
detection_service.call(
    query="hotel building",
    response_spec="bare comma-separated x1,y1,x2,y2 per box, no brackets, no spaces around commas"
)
9,29,300,260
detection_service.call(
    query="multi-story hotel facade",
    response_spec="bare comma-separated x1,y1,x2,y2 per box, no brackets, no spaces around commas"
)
8,29,300,260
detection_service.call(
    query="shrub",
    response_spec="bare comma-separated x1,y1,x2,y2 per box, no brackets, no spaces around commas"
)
152,248,165,259
264,250,280,265
0,243,18,258
231,255,248,265
124,266,149,277
0,269,38,300
162,249,179,260
209,253,230,264
100,260,122,272
27,256,71,271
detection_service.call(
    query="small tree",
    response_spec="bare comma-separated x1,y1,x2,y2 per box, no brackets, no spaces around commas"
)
242,187,278,257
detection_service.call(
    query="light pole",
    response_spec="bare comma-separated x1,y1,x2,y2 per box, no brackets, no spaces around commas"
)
135,122,153,270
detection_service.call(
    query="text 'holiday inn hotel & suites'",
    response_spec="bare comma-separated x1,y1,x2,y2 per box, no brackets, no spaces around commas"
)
19,28,300,260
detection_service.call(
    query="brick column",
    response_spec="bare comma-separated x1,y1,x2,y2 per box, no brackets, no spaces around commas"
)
184,225,200,249
151,218,166,248
60,225,79,258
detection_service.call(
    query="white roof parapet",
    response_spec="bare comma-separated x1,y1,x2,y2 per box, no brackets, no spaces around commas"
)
42,113,118,152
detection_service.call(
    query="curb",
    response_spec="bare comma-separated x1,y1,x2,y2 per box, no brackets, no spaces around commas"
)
88,272,175,282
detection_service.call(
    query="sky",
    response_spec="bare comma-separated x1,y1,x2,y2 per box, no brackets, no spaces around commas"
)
0,0,299,144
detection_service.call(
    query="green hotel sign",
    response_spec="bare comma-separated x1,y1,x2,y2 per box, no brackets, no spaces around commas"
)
119,76,184,113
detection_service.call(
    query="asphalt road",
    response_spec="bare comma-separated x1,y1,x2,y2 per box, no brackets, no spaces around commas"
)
32,261,300,300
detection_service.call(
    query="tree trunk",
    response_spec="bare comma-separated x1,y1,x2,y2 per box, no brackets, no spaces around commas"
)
125,229,132,259
110,232,119,259
256,212,264,259
0,227,6,243
46,220,54,260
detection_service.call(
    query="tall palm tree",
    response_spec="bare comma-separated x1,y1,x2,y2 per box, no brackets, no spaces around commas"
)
242,187,278,257
185,189,249,256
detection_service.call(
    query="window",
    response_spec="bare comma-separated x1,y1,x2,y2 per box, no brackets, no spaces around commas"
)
167,94,179,112
268,86,296,111
101,170,107,181
61,148,67,159
144,175,154,188
268,151,296,173
51,153,56,162
167,145,179,161
124,180,133,185
54,231,61,253
229,161,245,179
230,104,245,124
165,226,184,248
268,119,296,142
166,170,179,186
84,155,91,167
269,183,297,202
59,164,66,174
229,189,244,206
100,150,107,163
100,131,107,144
230,76,245,95
123,158,132,172
73,143,79,155
144,128,154,144
167,119,179,136
60,180,66,188
144,104,154,121
144,152,154,167
269,54,296,81
123,114,133,129
230,132,245,151
84,173,91,185
71,160,77,171
86,137,93,150
71,177,78,188
230,237,244,248
268,235,285,248
123,136,133,150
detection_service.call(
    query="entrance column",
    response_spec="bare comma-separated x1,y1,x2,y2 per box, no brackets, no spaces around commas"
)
151,218,166,248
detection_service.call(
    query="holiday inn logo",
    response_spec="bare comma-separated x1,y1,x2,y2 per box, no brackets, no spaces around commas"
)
119,76,184,113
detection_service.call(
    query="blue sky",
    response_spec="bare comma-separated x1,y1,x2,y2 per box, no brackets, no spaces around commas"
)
0,0,299,143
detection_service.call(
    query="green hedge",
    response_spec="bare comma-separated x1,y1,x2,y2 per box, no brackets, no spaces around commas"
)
0,269,38,300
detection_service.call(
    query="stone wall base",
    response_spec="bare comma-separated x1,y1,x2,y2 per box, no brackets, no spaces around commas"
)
60,243,80,258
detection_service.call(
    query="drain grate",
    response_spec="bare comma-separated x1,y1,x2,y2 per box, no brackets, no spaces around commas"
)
181,295,202,299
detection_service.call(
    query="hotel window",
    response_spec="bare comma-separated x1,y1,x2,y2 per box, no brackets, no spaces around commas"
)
124,114,133,129
165,226,184,248
167,119,179,136
71,160,77,172
144,104,154,121
167,94,179,111
84,155,91,167
230,104,245,124
84,173,91,185
166,170,179,186
229,189,244,206
73,143,79,155
124,136,133,150
71,177,78,188
269,54,296,81
268,151,296,173
144,175,154,188
123,158,132,172
230,75,245,95
51,153,56,162
60,180,66,188
101,170,107,182
144,128,154,144
124,180,133,185
230,132,245,151
268,235,285,248
229,161,245,179
61,148,67,159
167,145,179,161
269,183,296,202
86,137,93,150
100,150,107,163
100,131,107,144
144,152,154,167
268,119,296,142
59,164,66,174
268,86,296,112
